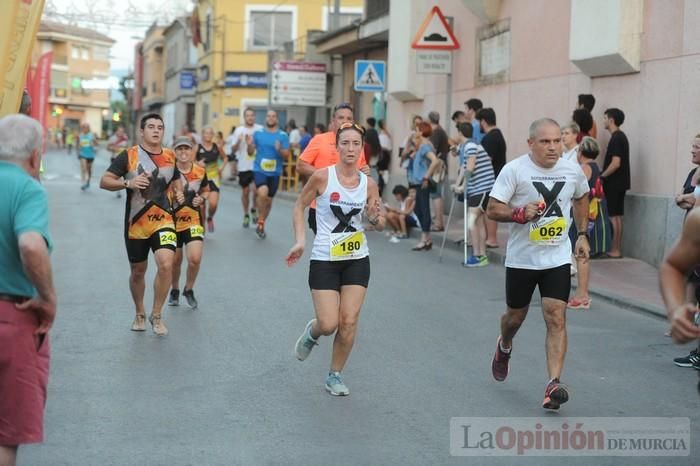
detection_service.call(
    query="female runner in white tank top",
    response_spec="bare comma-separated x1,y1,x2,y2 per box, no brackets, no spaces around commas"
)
285,123,385,396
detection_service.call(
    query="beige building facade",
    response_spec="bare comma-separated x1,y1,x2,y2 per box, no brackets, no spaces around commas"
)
35,20,114,134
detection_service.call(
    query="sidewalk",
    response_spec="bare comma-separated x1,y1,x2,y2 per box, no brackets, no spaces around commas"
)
440,218,666,319
224,178,667,319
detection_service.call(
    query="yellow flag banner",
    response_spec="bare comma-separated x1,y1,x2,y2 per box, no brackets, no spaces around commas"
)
0,0,46,117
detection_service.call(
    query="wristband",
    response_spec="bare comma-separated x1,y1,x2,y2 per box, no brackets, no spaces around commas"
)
124,179,129,189
368,216,379,226
511,206,527,224
577,231,589,240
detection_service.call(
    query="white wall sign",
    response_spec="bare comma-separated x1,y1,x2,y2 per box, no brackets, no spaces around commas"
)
269,61,327,107
416,50,452,74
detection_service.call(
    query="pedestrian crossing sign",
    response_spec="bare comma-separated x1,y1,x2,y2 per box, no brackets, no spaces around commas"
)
354,60,386,92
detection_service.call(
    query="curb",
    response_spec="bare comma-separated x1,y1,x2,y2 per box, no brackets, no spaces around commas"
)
222,180,666,319
483,249,666,320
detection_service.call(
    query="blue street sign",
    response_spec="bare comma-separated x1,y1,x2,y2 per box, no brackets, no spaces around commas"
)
180,71,195,89
354,60,386,92
225,72,268,88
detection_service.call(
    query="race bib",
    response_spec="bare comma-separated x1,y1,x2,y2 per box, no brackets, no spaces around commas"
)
159,231,177,247
190,225,204,238
260,158,277,172
330,231,367,261
529,217,567,246
80,139,90,147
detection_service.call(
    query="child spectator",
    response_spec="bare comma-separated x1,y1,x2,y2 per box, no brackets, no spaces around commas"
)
385,185,419,243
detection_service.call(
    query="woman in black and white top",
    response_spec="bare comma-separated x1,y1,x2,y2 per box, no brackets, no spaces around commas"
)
286,122,385,397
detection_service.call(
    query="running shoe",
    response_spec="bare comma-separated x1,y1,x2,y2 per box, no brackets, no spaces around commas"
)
478,255,489,267
389,235,401,243
491,336,511,382
673,349,700,368
168,289,179,306
148,313,168,336
183,289,198,309
256,222,266,239
243,214,250,228
542,378,569,410
295,319,318,361
464,255,481,267
325,372,350,396
80,183,88,191
251,209,259,224
207,218,215,233
131,314,146,332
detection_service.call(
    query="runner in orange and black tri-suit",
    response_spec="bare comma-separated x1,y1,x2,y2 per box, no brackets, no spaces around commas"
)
100,113,180,336
168,136,209,310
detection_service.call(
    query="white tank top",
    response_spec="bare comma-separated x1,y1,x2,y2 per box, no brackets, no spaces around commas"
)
310,166,369,262
400,199,420,226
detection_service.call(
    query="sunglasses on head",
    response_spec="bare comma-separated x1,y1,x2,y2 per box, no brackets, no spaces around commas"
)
337,122,365,135
333,102,354,113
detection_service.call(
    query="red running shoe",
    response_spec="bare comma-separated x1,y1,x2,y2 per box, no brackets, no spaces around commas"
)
542,378,569,410
491,336,511,382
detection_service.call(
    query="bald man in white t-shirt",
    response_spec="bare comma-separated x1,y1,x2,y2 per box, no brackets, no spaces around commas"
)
486,118,590,411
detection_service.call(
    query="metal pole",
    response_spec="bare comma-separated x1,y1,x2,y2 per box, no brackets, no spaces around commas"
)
333,0,340,30
463,192,468,265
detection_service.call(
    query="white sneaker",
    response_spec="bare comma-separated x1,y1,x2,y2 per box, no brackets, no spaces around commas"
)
325,372,350,396
294,319,318,361
388,236,400,243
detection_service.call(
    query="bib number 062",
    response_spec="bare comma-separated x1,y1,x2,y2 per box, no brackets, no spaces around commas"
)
540,226,563,237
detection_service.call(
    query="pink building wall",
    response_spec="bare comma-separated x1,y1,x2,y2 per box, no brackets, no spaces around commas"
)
387,0,700,198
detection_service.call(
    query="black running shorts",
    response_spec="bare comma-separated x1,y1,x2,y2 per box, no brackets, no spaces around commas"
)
505,264,571,309
125,228,177,263
238,170,254,188
176,226,204,248
308,257,370,291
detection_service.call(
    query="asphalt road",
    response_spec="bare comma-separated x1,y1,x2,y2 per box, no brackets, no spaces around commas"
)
19,149,700,465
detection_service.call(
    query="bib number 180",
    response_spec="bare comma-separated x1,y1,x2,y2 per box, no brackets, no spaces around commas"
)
339,240,361,253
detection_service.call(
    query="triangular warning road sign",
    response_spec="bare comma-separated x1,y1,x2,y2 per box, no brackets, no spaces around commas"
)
357,63,383,87
411,6,460,50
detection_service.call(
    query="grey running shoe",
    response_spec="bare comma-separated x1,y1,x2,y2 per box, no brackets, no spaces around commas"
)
183,289,198,309
325,372,349,396
295,319,318,361
168,289,179,306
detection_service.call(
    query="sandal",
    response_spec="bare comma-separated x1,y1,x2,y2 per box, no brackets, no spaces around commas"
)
567,297,591,310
